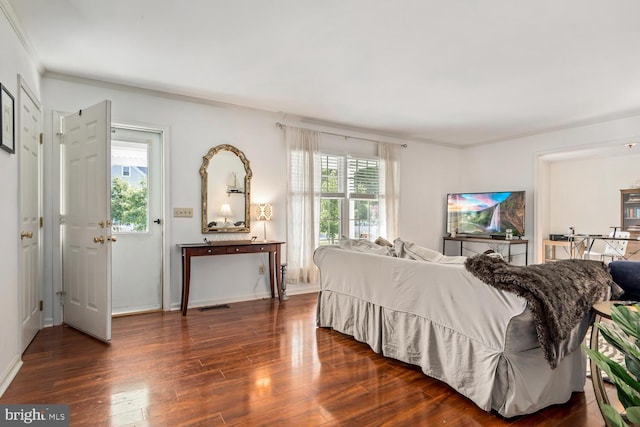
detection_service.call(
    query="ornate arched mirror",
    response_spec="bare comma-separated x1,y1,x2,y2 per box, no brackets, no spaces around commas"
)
200,144,252,233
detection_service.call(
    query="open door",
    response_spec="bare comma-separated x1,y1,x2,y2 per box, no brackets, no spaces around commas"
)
61,101,112,342
19,83,42,351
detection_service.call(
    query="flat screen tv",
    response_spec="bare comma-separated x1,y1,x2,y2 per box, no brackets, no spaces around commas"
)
446,191,525,237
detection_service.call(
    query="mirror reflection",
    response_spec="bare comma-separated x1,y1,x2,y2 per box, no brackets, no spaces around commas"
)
200,144,252,233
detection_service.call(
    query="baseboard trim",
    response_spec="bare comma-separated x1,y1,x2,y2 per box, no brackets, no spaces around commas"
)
168,285,321,311
0,355,23,398
285,284,320,295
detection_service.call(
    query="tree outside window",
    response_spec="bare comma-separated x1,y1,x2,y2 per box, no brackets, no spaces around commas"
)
111,176,148,232
111,140,149,233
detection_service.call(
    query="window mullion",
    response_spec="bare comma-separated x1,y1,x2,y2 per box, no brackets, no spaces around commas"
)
340,197,348,239
342,157,349,237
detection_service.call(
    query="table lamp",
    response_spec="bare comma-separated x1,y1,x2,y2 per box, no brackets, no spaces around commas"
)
256,203,272,241
220,204,232,226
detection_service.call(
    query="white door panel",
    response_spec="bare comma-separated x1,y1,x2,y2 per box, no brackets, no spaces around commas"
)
62,101,112,342
19,85,41,352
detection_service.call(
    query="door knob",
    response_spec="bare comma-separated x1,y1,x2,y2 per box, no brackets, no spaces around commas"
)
93,236,105,244
20,231,33,239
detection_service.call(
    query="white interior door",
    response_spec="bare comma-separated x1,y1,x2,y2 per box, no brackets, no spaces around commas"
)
61,100,112,342
111,126,163,314
19,84,42,352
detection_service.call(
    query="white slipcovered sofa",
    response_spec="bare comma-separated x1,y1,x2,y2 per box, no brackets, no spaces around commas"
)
313,240,607,417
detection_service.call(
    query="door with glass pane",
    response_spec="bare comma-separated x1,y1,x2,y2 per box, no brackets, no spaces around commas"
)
110,126,163,315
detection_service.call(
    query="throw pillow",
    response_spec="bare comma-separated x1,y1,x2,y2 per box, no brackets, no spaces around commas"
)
374,236,393,247
339,236,394,256
394,238,467,264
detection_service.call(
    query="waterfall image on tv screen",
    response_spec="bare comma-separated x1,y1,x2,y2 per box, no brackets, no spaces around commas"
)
447,191,525,236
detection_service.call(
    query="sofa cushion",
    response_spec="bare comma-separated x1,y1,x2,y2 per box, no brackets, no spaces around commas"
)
609,260,640,300
374,236,393,247
339,236,394,256
394,238,467,264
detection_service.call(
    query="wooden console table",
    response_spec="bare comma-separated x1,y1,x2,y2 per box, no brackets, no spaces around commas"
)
442,236,529,264
178,240,285,316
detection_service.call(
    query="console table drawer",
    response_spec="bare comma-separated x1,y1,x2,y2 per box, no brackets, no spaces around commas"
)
227,244,275,254
189,246,228,256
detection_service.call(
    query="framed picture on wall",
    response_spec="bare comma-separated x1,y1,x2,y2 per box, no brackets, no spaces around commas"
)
0,83,15,154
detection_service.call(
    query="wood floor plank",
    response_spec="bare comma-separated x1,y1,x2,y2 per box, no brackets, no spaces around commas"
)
0,292,604,426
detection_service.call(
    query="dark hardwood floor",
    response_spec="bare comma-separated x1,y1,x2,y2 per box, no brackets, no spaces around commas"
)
1,292,606,426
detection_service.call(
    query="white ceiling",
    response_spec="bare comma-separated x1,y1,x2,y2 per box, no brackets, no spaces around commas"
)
6,0,640,146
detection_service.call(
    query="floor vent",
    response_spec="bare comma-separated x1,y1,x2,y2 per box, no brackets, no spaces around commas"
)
198,304,230,311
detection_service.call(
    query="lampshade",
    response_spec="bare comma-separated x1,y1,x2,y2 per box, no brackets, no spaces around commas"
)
220,204,232,226
256,203,273,221
256,203,272,241
220,204,232,217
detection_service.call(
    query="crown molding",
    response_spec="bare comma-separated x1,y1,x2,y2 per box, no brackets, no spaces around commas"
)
283,114,459,148
43,70,288,117
0,0,44,74
464,109,640,148
42,61,640,150
43,71,465,149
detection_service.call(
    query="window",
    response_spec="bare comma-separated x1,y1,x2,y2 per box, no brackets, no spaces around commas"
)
348,158,379,240
319,154,344,245
111,141,149,232
319,154,379,245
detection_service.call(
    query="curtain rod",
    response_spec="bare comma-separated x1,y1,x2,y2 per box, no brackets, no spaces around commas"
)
275,122,408,148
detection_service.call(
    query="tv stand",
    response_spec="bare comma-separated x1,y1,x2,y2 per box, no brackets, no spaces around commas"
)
442,236,528,265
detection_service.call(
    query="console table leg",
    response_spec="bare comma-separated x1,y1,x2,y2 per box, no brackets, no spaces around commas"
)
269,251,276,298
181,251,190,316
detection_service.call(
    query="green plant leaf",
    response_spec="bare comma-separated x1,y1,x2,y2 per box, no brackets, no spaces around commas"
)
627,406,640,424
583,345,640,406
611,305,640,342
601,403,627,427
616,382,640,410
597,308,640,384
597,323,640,362
626,356,640,380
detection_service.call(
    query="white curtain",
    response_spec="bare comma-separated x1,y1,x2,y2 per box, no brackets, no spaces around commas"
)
378,142,401,240
285,127,321,284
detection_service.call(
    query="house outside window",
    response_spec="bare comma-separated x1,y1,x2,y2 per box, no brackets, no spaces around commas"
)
122,165,130,177
319,153,379,245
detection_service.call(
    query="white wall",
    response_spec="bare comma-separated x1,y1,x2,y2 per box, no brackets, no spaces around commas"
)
41,76,463,320
461,115,640,262
397,141,463,249
0,5,41,395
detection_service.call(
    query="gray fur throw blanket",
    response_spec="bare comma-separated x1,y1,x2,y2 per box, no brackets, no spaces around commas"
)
465,255,621,368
